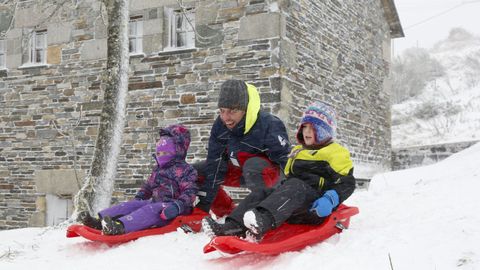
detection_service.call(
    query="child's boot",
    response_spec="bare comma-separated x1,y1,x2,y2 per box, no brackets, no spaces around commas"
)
202,216,246,238
243,208,274,243
77,211,102,230
101,216,125,235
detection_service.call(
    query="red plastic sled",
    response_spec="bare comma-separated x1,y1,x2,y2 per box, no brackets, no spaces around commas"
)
203,204,359,255
66,208,208,245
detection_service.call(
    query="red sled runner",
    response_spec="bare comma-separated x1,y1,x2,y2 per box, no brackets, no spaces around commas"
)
66,208,208,245
203,204,359,255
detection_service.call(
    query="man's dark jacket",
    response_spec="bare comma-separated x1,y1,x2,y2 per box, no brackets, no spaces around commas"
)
198,84,291,210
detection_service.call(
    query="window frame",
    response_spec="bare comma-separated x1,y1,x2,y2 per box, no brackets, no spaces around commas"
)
28,30,47,65
165,7,195,51
129,16,144,55
0,39,5,69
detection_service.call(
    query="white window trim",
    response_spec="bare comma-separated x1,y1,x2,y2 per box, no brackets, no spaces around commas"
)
0,39,6,69
29,30,47,64
129,17,143,55
20,30,47,67
18,63,50,69
164,7,195,51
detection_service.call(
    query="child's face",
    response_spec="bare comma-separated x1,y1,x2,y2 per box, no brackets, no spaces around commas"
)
155,137,176,166
156,151,173,157
302,123,316,146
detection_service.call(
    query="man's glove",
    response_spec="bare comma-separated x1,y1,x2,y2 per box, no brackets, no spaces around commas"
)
160,201,183,220
195,191,211,213
310,190,339,217
195,200,211,213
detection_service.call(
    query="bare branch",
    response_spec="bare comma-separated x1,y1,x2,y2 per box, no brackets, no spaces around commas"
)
10,0,78,62
0,0,15,5
0,0,18,37
99,1,108,27
37,0,72,28
50,105,84,189
388,252,395,270
175,0,220,45
51,119,69,137
0,248,18,261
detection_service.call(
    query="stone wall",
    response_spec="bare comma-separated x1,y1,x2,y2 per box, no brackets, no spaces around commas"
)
392,140,479,170
0,0,396,229
277,0,394,178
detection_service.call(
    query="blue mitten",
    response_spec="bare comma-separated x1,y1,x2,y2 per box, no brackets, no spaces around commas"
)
310,190,339,217
160,201,183,220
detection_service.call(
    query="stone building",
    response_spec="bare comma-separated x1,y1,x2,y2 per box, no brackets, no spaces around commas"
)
0,0,403,229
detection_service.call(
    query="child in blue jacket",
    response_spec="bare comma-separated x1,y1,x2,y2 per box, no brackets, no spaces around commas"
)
202,101,356,241
78,124,198,235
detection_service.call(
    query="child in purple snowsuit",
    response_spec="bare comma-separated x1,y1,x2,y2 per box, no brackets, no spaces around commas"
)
78,124,198,235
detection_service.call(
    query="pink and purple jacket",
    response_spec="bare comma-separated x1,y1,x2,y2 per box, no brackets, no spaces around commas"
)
134,124,198,214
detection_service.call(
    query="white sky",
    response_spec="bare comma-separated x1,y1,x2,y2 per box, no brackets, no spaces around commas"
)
393,0,480,55
1,142,479,269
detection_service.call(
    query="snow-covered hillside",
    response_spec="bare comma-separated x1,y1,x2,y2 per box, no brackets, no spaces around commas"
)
392,29,480,147
1,142,479,270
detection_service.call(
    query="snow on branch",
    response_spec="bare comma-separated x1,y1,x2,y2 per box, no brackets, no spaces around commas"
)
175,0,221,45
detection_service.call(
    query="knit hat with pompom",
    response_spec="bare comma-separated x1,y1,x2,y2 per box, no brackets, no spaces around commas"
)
296,101,337,145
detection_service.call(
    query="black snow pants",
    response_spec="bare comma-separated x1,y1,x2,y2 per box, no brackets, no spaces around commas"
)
227,178,326,228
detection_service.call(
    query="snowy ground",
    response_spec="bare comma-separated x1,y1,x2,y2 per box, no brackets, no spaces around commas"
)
1,142,480,270
392,32,480,147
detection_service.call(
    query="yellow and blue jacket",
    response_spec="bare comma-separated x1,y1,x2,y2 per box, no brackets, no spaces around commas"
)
284,142,356,203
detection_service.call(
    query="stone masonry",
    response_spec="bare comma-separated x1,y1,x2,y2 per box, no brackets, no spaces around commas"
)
0,0,403,229
392,140,479,170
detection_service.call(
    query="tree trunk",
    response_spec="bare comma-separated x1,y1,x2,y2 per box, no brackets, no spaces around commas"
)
74,0,130,215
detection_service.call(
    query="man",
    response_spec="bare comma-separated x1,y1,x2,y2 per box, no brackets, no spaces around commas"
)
195,79,291,217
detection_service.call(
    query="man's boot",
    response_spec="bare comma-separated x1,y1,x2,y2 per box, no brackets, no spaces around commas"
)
202,216,247,238
243,208,274,242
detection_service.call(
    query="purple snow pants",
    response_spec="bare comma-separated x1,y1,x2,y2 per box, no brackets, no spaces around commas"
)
98,200,169,233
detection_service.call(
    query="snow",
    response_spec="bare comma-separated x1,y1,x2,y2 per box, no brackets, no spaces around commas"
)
2,143,480,270
392,32,480,147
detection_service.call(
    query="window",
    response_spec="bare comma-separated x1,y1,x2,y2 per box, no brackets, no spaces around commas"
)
46,194,73,226
166,8,195,50
0,39,5,68
129,16,143,54
27,30,47,64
